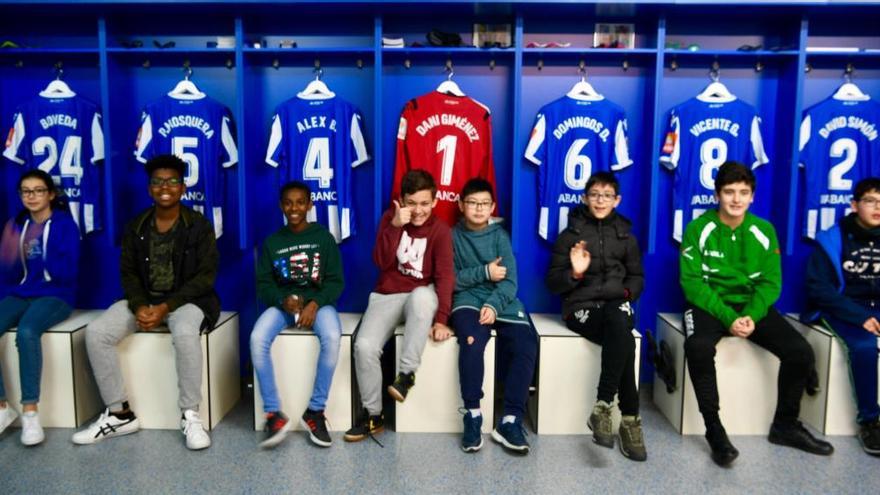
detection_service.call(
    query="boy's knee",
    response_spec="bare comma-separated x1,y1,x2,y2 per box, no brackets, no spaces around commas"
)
410,286,438,311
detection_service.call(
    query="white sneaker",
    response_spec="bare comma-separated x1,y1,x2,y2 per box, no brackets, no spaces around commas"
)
0,406,19,435
181,409,211,450
20,411,45,446
72,408,140,445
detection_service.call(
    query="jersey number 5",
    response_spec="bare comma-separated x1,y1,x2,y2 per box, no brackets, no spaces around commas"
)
172,137,200,188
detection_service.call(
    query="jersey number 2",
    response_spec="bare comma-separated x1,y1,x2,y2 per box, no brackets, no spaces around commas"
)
828,138,858,191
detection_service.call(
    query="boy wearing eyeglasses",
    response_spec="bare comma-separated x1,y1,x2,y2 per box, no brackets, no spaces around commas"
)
450,178,536,455
73,155,219,451
545,171,646,461
804,177,880,456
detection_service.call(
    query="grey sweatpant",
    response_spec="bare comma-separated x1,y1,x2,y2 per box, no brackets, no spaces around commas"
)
354,286,438,415
85,300,205,412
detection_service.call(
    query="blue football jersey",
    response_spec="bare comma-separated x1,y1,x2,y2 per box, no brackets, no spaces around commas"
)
659,96,769,241
265,94,370,243
799,96,880,238
4,94,104,234
135,94,238,239
524,96,632,242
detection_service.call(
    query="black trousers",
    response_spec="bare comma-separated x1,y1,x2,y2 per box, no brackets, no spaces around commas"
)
683,305,814,427
565,299,638,416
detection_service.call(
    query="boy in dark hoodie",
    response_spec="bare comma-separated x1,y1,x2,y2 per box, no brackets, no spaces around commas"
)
545,171,646,461
805,177,880,456
450,178,536,455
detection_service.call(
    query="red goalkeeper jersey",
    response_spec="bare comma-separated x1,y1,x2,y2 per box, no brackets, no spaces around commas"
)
392,91,496,226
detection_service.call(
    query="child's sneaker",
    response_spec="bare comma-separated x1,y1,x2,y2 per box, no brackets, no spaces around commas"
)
387,372,415,402
461,410,483,453
0,406,19,435
618,415,647,461
72,408,140,445
491,417,530,454
181,409,211,450
259,411,291,449
300,409,332,447
20,411,44,446
588,400,614,448
344,409,384,443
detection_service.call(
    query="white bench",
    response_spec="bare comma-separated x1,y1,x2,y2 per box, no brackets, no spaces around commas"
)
786,314,880,436
393,325,495,433
0,310,103,428
528,314,641,435
116,311,239,430
652,313,781,435
253,313,359,432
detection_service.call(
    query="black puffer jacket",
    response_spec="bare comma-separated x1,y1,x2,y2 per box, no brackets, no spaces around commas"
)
545,205,644,318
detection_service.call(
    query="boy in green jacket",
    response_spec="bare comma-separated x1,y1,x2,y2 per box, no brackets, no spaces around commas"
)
251,181,344,449
450,178,536,455
680,161,832,467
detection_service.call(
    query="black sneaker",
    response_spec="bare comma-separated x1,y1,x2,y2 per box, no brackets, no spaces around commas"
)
858,419,880,455
461,410,483,453
768,420,834,456
344,409,384,443
300,409,332,448
259,411,291,449
705,421,738,466
388,372,415,402
491,418,530,455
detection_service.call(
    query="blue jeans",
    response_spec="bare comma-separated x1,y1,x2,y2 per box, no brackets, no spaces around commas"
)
825,314,880,424
0,296,72,404
251,305,342,413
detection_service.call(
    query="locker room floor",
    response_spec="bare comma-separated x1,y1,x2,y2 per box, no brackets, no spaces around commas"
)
1,388,876,495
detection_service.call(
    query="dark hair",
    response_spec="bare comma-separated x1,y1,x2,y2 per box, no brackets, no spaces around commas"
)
17,169,69,221
145,154,186,179
400,170,436,198
853,177,880,201
585,171,620,195
460,177,495,202
714,161,755,194
280,180,311,201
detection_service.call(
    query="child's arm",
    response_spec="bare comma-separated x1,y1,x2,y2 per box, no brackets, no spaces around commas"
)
432,227,455,326
741,226,782,324
621,234,644,301
483,233,518,316
256,242,287,308
805,245,871,327
680,224,739,329
372,210,403,272
545,231,580,295
45,216,81,288
311,238,345,307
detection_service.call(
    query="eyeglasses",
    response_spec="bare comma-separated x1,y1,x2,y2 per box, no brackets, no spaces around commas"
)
586,192,617,202
19,187,49,198
860,197,880,208
150,177,183,187
463,200,493,210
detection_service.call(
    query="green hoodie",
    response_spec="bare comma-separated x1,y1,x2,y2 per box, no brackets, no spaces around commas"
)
679,209,781,329
256,223,344,308
452,220,528,325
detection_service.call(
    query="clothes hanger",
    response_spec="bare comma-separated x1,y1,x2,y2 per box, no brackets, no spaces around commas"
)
566,64,602,101
436,61,465,96
39,65,76,98
298,67,336,99
168,65,206,99
697,65,735,102
833,64,870,101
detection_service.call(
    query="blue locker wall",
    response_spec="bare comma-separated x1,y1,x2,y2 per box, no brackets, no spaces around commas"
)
2,1,880,381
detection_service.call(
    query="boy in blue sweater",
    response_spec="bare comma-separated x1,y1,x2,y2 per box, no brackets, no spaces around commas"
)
805,177,880,455
450,178,536,454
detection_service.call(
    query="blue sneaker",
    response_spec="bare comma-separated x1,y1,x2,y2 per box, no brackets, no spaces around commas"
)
461,410,483,453
491,418,530,455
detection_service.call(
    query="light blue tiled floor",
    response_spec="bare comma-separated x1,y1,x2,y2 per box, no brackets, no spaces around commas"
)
1,389,877,494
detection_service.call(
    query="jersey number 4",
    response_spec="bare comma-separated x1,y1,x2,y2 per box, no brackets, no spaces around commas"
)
33,135,83,186
303,137,334,188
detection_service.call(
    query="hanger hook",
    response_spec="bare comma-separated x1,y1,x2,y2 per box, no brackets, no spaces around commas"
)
314,66,323,81
445,58,453,80
578,60,586,82
709,61,720,82
182,60,192,80
54,61,63,80
844,63,855,83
